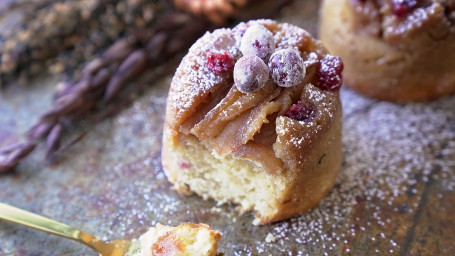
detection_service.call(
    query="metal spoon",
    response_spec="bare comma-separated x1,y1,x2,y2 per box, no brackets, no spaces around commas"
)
0,202,136,256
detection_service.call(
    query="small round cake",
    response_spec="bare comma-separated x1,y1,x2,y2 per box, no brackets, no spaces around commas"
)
319,0,455,102
162,19,343,224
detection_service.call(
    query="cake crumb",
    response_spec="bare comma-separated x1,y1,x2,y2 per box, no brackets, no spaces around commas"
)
210,207,222,213
252,218,261,226
265,233,277,243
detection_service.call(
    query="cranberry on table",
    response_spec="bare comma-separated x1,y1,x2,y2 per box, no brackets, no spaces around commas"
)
207,52,235,74
286,102,316,122
234,55,269,93
268,49,306,88
240,24,275,61
316,55,344,91
392,0,418,18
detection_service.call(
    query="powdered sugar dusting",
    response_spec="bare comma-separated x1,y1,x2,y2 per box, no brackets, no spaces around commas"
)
274,23,311,52
168,28,242,118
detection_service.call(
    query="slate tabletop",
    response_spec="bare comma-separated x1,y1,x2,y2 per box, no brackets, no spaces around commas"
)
1,1,454,255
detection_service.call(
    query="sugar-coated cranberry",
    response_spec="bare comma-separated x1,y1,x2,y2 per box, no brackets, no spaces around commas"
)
285,102,316,122
268,49,306,88
233,22,249,38
392,0,417,18
234,55,269,93
207,52,235,74
316,55,344,91
240,25,275,60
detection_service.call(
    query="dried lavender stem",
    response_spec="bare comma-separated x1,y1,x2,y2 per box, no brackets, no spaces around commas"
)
0,0,171,85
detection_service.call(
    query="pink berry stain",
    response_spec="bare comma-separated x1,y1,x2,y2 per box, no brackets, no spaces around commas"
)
316,55,344,91
207,52,235,74
179,162,192,169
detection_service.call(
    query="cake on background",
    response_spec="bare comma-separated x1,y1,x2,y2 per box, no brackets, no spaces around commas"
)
162,19,344,224
319,0,455,102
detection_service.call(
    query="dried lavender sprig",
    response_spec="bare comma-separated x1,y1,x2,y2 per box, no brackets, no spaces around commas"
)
0,142,36,173
0,0,171,85
0,12,212,172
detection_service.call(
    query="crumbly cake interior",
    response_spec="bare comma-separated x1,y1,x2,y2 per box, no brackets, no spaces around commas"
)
164,131,289,220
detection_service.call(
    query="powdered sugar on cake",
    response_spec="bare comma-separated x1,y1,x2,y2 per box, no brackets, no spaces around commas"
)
168,28,242,120
167,19,334,128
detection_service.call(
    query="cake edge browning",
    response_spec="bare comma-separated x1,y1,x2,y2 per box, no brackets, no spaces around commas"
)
265,97,342,224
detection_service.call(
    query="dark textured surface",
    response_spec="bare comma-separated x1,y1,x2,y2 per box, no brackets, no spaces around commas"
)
1,1,455,255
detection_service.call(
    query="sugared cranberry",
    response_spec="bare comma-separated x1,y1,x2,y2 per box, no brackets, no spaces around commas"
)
316,55,344,91
240,25,275,60
207,52,235,74
392,0,417,18
268,49,306,88
233,22,249,38
234,55,269,93
285,102,316,122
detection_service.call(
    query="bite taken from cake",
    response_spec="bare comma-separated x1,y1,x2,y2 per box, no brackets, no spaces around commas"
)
319,0,455,102
162,19,343,224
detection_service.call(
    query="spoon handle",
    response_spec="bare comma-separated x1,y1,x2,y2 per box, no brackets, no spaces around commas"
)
0,202,83,240
0,201,102,247
0,202,135,256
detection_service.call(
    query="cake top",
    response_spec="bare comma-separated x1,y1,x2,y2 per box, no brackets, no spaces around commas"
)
350,0,455,41
166,20,343,173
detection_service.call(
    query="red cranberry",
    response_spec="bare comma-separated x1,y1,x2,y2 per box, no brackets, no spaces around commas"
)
269,49,306,88
207,52,235,74
234,55,269,93
392,0,417,18
240,25,275,60
285,102,316,122
316,55,344,91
